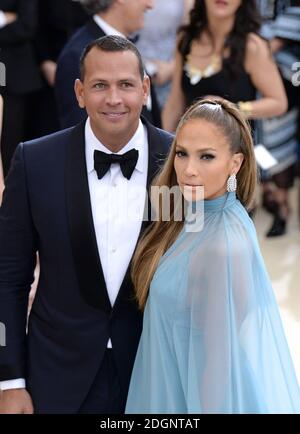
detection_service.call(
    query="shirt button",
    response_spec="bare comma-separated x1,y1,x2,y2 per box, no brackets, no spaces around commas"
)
111,248,117,254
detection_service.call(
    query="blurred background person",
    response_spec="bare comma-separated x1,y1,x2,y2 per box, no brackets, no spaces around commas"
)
0,94,3,204
162,0,287,133
0,0,42,177
257,5,300,236
28,0,89,139
136,0,194,111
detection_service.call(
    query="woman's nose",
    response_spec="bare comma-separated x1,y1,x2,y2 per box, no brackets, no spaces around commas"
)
184,159,198,176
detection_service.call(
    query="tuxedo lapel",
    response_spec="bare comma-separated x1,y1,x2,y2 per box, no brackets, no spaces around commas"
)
66,122,112,313
113,118,173,311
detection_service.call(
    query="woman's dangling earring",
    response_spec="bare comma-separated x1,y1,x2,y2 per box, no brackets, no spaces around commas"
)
227,174,237,192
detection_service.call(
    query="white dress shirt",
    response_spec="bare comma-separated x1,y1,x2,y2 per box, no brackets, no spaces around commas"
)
86,118,148,314
0,118,148,391
93,14,125,38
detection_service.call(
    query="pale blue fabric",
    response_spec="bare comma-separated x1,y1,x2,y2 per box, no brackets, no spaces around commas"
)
126,192,300,414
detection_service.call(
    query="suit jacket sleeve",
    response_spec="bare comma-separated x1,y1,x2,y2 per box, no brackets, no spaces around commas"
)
0,144,37,381
0,0,38,46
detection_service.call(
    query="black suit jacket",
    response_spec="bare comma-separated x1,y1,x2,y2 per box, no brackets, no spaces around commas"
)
0,117,173,413
0,0,42,95
55,19,161,129
34,0,89,64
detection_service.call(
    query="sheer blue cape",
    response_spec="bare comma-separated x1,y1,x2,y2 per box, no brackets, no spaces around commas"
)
126,193,300,414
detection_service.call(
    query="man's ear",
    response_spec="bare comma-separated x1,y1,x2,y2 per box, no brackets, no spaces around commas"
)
142,75,151,106
74,79,85,108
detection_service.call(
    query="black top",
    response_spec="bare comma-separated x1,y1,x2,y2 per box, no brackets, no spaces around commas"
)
0,0,42,94
34,0,89,64
181,58,256,108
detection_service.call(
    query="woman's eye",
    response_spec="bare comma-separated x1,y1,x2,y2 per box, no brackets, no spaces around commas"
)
175,150,186,157
201,154,215,160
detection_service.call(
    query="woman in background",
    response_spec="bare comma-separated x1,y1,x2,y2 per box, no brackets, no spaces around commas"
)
163,0,287,132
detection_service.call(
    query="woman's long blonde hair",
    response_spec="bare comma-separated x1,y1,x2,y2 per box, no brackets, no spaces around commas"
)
132,98,258,310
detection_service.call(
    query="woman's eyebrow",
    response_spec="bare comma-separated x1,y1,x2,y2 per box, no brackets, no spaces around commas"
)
176,144,217,152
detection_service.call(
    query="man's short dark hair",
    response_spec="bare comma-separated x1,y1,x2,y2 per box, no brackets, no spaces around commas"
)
79,0,114,15
79,35,145,81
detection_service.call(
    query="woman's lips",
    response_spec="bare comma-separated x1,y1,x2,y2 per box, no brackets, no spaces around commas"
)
215,0,228,6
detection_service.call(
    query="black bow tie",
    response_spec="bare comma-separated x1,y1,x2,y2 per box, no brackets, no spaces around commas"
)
94,148,139,180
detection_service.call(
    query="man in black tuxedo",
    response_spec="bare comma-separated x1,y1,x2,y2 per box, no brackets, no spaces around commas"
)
0,35,173,413
55,0,162,129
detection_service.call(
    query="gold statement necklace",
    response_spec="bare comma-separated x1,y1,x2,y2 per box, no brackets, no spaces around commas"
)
184,54,221,85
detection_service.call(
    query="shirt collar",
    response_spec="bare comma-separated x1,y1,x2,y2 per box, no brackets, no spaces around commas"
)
93,14,125,38
85,118,145,175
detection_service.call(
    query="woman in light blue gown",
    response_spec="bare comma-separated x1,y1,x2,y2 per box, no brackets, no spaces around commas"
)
125,98,300,414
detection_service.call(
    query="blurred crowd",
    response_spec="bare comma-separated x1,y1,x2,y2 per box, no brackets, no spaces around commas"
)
0,0,300,237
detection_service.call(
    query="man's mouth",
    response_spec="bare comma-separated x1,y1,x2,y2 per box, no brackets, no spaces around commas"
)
102,112,127,119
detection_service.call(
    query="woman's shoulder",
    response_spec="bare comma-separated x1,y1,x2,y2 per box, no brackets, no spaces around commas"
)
196,211,253,259
246,33,270,57
245,33,271,72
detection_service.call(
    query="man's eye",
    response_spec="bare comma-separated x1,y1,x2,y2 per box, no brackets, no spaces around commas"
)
121,82,133,88
94,83,105,89
201,154,215,160
175,151,186,157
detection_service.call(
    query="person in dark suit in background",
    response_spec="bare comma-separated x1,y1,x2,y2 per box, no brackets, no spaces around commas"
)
55,0,162,129
0,94,3,204
36,0,89,92
29,0,89,139
0,0,42,177
0,35,173,414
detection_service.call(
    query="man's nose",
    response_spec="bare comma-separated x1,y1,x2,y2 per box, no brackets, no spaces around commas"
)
105,87,122,105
